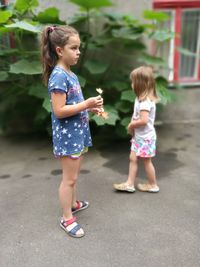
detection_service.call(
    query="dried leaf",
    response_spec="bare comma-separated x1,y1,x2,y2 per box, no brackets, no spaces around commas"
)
97,111,109,119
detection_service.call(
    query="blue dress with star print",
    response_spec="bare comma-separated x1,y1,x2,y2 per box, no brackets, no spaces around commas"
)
48,66,92,157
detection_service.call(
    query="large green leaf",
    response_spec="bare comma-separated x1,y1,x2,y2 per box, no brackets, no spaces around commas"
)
15,0,39,14
156,76,172,105
92,114,106,126
5,21,41,33
108,81,128,91
36,7,63,24
77,75,86,87
149,30,175,42
124,41,146,52
67,14,87,25
103,105,120,125
42,98,51,112
87,42,101,50
0,11,12,24
84,59,109,74
28,83,47,99
93,37,113,47
121,90,134,102
143,10,170,21
120,117,130,127
0,71,8,81
9,59,42,75
0,49,19,56
34,106,49,122
104,12,124,22
115,101,131,113
69,0,113,10
92,105,119,126
138,53,166,66
177,47,200,58
123,14,138,25
0,26,11,35
112,28,142,40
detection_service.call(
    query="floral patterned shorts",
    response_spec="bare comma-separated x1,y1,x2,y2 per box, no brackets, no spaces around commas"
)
131,137,156,158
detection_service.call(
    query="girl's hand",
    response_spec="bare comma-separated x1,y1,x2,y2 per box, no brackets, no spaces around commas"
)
86,96,103,109
127,122,135,135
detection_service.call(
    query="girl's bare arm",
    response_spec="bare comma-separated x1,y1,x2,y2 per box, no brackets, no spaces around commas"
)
129,110,149,128
51,92,103,119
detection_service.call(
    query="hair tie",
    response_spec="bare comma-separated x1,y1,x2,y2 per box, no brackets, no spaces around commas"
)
47,25,56,35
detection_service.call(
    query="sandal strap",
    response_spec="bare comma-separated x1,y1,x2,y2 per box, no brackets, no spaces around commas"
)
72,200,89,214
63,216,76,227
73,200,87,210
69,224,82,235
76,200,87,208
76,200,81,209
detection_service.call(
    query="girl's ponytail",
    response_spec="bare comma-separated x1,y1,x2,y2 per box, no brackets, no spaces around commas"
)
41,26,58,85
40,25,79,86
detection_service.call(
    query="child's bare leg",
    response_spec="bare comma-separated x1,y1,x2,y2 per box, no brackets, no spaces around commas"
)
59,156,82,220
72,186,77,208
72,156,83,207
143,158,157,185
127,151,138,186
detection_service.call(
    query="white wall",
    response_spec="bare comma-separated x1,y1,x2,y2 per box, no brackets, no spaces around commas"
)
157,88,200,123
9,0,152,21
37,0,152,21
37,0,78,21
108,0,152,19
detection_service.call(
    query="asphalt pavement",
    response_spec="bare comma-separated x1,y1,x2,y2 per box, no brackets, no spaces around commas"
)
0,123,200,267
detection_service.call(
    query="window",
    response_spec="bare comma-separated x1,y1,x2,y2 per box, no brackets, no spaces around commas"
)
156,10,175,81
0,0,9,7
153,0,200,84
180,10,200,79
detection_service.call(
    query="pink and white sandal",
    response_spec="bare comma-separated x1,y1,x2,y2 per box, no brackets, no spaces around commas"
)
72,200,89,214
60,216,84,238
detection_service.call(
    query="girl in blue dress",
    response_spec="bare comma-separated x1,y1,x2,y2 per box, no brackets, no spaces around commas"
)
41,25,103,238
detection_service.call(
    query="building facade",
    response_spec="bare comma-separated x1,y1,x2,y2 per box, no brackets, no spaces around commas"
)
1,0,199,85
154,0,200,85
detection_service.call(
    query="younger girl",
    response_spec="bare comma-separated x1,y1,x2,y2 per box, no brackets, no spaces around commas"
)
41,25,103,238
113,66,159,193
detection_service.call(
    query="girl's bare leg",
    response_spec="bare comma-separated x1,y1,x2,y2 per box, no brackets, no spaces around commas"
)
143,158,157,185
72,156,83,208
59,156,82,221
127,151,138,186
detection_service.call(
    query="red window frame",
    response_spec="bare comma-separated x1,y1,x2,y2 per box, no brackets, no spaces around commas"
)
0,0,9,7
153,0,200,84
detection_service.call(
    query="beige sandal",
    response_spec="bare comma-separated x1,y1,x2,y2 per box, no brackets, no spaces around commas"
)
137,183,159,193
113,182,135,193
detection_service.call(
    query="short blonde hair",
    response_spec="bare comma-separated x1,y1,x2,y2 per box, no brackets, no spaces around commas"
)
130,66,158,102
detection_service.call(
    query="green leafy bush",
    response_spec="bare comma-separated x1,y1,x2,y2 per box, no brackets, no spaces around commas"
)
0,0,172,138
